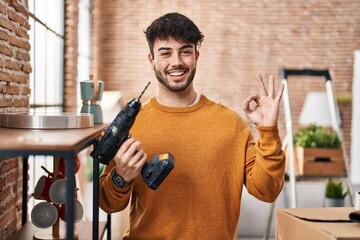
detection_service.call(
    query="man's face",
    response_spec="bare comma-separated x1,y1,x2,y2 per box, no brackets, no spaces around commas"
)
149,37,199,92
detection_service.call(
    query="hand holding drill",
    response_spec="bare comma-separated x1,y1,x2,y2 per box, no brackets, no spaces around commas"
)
91,82,174,190
112,137,147,183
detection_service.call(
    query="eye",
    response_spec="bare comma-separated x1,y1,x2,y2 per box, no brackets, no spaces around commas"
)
181,49,193,55
160,51,170,56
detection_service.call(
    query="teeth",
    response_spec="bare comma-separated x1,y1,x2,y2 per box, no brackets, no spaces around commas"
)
169,71,184,76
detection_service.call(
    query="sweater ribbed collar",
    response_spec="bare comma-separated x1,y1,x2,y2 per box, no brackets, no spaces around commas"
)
148,94,207,113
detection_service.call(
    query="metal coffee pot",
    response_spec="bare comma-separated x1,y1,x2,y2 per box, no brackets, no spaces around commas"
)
80,75,104,124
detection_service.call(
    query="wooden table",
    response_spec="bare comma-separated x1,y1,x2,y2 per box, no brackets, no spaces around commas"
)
0,124,107,240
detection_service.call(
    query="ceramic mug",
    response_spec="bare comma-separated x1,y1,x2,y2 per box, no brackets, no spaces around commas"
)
31,202,58,228
49,178,67,205
33,175,53,201
355,191,360,211
59,198,84,222
59,156,81,175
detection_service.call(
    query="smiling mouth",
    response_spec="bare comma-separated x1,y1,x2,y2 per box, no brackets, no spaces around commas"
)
168,70,186,77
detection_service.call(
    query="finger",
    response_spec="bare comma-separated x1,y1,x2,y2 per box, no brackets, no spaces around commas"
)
243,95,260,113
246,94,261,104
275,82,285,102
268,75,275,98
243,99,252,115
124,140,142,159
257,73,268,96
116,137,136,156
128,148,145,166
134,153,148,169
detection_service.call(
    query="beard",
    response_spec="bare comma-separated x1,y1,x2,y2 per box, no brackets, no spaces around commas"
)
154,66,196,92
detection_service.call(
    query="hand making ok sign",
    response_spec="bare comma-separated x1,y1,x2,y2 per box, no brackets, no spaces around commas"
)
243,73,284,126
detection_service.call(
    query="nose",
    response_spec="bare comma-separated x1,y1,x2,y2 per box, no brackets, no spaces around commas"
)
171,53,184,67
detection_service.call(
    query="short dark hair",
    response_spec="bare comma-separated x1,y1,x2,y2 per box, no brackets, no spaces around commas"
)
144,12,204,57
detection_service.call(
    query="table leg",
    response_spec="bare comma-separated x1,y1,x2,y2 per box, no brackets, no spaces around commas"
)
22,156,29,226
65,154,75,240
107,214,111,240
93,159,99,240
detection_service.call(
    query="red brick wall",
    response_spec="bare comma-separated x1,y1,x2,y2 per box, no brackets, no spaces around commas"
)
90,0,100,80
0,0,30,239
63,0,79,113
92,0,360,156
0,157,23,239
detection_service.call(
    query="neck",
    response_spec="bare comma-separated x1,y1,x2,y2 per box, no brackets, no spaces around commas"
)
156,87,198,107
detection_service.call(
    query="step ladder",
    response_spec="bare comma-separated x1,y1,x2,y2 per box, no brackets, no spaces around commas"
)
264,68,355,240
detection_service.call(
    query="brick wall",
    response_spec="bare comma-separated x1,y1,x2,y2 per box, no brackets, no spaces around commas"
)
0,157,23,239
63,0,79,113
92,0,360,157
0,0,30,239
90,0,100,80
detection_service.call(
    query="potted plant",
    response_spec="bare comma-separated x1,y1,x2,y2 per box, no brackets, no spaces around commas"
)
293,124,344,176
294,124,341,149
324,178,347,207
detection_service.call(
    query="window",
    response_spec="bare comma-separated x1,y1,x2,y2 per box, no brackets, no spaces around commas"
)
27,0,65,210
26,0,94,215
77,0,92,109
28,0,64,113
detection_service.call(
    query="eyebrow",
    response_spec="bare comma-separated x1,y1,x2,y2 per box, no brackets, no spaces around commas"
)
157,44,194,52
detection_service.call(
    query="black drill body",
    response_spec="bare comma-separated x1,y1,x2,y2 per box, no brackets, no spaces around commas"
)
90,98,141,165
91,83,174,190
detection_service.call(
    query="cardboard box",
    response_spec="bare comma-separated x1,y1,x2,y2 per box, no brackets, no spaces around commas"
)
276,207,360,240
292,147,345,176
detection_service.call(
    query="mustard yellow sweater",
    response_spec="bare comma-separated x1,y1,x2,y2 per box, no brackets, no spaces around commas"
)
99,95,285,240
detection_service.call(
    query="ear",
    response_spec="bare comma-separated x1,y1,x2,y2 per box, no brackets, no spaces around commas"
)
148,53,155,70
195,50,200,61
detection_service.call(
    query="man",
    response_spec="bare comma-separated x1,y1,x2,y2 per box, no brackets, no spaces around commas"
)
99,12,285,239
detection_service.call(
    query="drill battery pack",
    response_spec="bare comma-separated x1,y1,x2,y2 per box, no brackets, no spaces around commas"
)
142,153,175,190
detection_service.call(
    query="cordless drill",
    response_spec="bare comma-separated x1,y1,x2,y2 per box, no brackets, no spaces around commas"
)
90,82,174,190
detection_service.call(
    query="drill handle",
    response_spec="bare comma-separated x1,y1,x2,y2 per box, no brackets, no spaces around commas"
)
91,129,129,165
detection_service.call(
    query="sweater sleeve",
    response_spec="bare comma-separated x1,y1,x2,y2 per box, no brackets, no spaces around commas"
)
99,159,132,213
244,125,285,202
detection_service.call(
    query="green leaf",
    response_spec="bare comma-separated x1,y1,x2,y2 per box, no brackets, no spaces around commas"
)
294,124,341,148
325,179,347,199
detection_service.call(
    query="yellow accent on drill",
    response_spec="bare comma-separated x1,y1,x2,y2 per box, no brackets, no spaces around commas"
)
159,153,168,160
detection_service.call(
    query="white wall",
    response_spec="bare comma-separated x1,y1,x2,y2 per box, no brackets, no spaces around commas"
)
351,50,360,185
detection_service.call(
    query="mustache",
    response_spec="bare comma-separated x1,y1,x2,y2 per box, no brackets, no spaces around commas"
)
168,66,189,71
